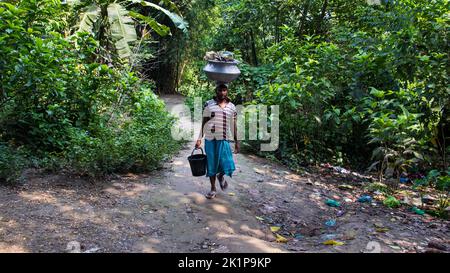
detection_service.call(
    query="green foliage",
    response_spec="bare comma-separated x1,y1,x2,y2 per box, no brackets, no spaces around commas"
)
364,85,430,181
131,0,188,33
2,0,448,187
235,29,373,167
229,61,273,105
0,10,117,152
365,182,390,194
0,144,27,184
69,0,188,62
436,176,450,192
412,168,449,219
184,0,449,175
435,193,449,219
383,196,401,208
210,0,346,65
1,1,86,152
0,0,182,180
414,168,450,191
65,94,181,176
179,60,215,111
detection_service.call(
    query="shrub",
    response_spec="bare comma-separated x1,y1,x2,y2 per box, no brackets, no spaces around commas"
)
0,144,27,183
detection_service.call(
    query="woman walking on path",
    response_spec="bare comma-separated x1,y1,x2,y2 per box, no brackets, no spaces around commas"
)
195,83,240,199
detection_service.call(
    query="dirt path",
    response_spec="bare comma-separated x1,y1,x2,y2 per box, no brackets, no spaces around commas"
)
0,95,448,253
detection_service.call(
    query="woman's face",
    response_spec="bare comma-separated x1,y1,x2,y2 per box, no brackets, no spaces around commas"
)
216,87,228,100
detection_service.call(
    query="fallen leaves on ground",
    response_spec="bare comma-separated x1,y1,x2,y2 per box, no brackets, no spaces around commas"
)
275,234,289,243
376,227,390,233
270,226,281,232
323,240,345,246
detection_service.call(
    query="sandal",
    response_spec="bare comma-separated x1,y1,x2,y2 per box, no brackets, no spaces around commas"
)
218,174,228,191
205,191,217,199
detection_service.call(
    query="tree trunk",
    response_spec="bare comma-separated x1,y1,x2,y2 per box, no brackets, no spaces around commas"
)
299,0,311,37
250,29,258,66
275,7,280,43
315,0,329,35
97,5,109,64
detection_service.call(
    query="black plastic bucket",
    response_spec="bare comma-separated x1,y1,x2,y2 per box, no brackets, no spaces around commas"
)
188,148,207,176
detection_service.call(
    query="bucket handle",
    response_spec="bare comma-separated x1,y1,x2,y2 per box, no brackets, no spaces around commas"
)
191,147,205,156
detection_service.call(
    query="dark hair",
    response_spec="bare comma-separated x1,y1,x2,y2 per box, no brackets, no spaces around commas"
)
216,83,228,90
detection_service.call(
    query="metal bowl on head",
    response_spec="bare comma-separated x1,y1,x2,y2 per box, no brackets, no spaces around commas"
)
203,60,241,83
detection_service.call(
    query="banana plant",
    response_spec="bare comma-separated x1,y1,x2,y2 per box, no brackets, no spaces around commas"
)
68,0,188,61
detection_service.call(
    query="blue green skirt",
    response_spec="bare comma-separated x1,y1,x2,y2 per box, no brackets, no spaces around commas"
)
205,139,235,177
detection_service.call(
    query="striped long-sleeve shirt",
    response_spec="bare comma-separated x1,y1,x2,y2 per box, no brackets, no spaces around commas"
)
202,98,237,141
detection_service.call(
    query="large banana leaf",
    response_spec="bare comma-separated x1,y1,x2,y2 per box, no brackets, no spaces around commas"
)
107,3,138,60
159,0,181,14
77,4,100,33
128,11,170,37
129,0,188,33
114,38,134,61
